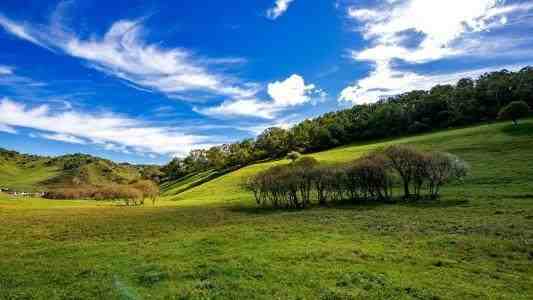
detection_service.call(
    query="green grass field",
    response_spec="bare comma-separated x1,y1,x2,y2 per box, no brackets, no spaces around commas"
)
1,120,532,299
0,159,60,191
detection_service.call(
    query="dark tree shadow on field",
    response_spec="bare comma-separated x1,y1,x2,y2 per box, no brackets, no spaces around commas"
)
501,123,533,137
396,198,470,208
228,205,312,215
505,194,533,199
229,197,470,215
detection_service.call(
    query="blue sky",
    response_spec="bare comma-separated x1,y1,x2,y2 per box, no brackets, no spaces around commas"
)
0,0,532,164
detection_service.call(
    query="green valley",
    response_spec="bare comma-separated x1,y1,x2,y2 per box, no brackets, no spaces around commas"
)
1,120,532,299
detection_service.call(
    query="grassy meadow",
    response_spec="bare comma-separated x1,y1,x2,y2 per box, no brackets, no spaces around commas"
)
1,120,533,299
0,160,60,192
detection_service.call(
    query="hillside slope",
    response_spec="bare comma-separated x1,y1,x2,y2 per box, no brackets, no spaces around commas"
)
0,150,143,191
166,120,533,205
0,151,60,191
161,170,219,196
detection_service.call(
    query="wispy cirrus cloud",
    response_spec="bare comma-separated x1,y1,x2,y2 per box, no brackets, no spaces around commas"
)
0,65,47,94
267,0,295,20
0,123,16,134
0,15,51,49
40,133,87,144
340,0,533,104
0,98,217,156
0,4,321,142
0,15,256,100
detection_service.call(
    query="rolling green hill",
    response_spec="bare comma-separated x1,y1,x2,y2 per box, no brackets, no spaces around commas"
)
167,119,533,206
160,170,220,196
0,150,144,191
1,120,532,299
0,153,60,192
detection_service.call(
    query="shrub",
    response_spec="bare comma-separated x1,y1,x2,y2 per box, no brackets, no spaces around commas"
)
426,152,470,198
44,182,148,206
310,165,334,205
383,145,426,199
286,151,301,162
292,157,319,207
247,144,468,209
292,156,318,169
425,152,469,198
353,155,394,201
498,101,530,125
131,180,160,206
44,186,97,200
114,185,142,206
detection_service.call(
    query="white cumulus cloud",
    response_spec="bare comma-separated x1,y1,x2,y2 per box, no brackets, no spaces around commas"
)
267,74,315,106
197,74,319,119
267,0,295,20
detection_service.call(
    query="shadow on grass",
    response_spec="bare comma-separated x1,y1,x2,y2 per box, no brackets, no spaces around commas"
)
228,197,470,215
505,194,533,200
397,198,470,208
501,122,533,137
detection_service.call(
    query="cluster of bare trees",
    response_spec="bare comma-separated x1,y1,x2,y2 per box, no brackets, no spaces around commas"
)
44,180,160,206
245,145,469,208
383,146,469,199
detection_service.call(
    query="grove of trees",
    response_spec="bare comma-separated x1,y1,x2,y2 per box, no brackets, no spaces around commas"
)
162,67,532,181
245,145,469,209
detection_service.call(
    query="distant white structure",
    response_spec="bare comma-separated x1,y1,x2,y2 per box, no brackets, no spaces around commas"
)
3,189,44,197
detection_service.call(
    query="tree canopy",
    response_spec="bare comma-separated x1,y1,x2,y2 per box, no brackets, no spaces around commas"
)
498,101,531,125
162,67,533,182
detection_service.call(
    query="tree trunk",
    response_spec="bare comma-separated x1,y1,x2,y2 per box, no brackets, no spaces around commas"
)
403,182,410,199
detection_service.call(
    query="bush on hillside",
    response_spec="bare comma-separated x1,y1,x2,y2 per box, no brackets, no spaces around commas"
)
44,180,159,206
245,154,395,208
131,180,160,206
286,151,301,162
425,152,469,198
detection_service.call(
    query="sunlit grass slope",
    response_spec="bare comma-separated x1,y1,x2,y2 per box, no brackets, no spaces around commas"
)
160,170,218,196
169,119,533,206
0,159,60,191
1,120,532,299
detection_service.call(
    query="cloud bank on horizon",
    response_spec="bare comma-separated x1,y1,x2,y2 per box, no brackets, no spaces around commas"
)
0,0,531,163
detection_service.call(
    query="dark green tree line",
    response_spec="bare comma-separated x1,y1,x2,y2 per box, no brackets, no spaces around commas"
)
162,67,532,181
